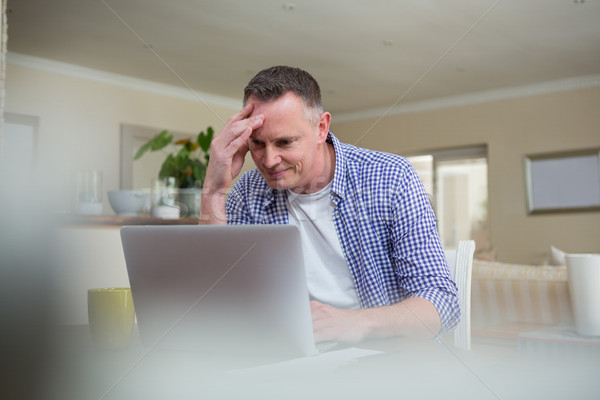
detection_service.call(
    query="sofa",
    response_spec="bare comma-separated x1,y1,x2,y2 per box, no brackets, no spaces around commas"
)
471,259,573,328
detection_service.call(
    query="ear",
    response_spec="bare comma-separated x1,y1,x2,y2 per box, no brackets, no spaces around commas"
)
316,112,331,143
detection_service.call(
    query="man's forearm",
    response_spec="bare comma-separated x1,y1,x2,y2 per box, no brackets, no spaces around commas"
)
311,297,441,344
361,297,441,340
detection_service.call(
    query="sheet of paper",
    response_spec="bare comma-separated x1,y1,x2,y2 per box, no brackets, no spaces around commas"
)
229,347,383,377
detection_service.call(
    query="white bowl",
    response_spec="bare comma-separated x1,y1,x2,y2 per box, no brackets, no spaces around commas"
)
108,190,148,216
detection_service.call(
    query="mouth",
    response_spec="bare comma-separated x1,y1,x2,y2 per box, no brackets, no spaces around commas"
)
266,169,287,179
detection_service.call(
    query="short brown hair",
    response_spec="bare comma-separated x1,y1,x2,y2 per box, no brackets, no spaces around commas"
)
243,66,323,115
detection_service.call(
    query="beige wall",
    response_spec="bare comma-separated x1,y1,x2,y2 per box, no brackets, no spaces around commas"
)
331,87,600,264
6,62,600,264
4,63,240,212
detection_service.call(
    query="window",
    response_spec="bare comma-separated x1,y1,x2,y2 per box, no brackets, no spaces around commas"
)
406,146,489,251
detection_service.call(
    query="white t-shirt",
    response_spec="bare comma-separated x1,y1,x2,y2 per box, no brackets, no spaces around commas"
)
286,183,360,309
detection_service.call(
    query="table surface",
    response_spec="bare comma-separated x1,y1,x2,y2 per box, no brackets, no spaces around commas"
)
57,214,201,226
36,323,600,400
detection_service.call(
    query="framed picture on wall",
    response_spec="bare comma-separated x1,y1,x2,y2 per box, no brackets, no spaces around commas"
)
524,148,600,215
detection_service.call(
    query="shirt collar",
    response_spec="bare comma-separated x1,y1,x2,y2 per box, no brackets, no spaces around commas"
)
327,131,346,203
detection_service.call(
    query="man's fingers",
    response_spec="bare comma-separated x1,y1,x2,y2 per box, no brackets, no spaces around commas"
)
312,318,335,343
227,113,264,142
219,104,255,144
228,127,251,154
228,103,254,124
225,103,261,132
224,116,260,155
214,114,263,156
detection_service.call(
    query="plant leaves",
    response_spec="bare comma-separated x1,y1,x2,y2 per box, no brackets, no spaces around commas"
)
197,126,214,153
133,141,152,160
150,130,173,151
137,127,214,188
134,130,173,160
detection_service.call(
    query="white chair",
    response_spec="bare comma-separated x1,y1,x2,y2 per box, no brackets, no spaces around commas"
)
444,240,476,350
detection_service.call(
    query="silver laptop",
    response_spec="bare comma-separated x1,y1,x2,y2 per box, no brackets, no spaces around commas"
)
120,224,317,365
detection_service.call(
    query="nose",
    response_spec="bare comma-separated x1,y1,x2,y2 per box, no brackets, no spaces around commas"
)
263,145,281,169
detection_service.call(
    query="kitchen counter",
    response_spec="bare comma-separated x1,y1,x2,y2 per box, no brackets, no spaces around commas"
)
55,214,199,325
58,214,200,226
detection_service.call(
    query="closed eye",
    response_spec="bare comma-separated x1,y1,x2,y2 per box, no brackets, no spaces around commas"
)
275,137,298,147
249,136,297,148
249,138,264,147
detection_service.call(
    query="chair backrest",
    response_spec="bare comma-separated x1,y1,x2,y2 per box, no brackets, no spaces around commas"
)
444,240,476,350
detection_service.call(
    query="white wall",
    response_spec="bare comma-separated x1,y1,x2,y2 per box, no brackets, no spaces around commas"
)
4,59,241,213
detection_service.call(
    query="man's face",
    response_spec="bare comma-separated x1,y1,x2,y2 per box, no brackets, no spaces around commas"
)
247,92,328,193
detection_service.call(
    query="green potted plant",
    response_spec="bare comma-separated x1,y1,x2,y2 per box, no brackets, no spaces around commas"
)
134,127,214,188
134,126,214,218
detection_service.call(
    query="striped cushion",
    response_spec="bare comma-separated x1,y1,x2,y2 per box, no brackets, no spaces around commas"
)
471,260,573,327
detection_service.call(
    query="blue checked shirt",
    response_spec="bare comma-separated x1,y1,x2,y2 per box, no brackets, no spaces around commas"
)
226,132,459,334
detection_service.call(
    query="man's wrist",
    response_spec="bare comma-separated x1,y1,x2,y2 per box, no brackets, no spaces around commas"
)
199,189,228,225
356,299,441,341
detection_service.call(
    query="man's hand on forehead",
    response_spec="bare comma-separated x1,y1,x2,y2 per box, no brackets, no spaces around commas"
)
202,104,264,194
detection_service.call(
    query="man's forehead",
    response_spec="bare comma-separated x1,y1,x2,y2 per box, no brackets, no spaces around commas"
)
250,131,301,141
247,92,304,112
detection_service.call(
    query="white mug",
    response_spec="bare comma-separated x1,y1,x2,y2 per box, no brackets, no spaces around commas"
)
566,254,600,336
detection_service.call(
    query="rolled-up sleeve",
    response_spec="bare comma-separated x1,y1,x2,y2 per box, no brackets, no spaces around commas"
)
391,164,460,334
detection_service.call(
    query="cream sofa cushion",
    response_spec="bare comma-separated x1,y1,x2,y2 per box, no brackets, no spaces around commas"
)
471,259,572,327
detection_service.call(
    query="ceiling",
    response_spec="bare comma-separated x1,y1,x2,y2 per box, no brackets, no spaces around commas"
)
6,0,600,115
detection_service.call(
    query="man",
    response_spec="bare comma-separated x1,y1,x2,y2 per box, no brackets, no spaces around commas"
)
200,66,459,344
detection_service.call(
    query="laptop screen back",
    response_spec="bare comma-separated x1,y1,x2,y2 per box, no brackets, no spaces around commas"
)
120,224,315,363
